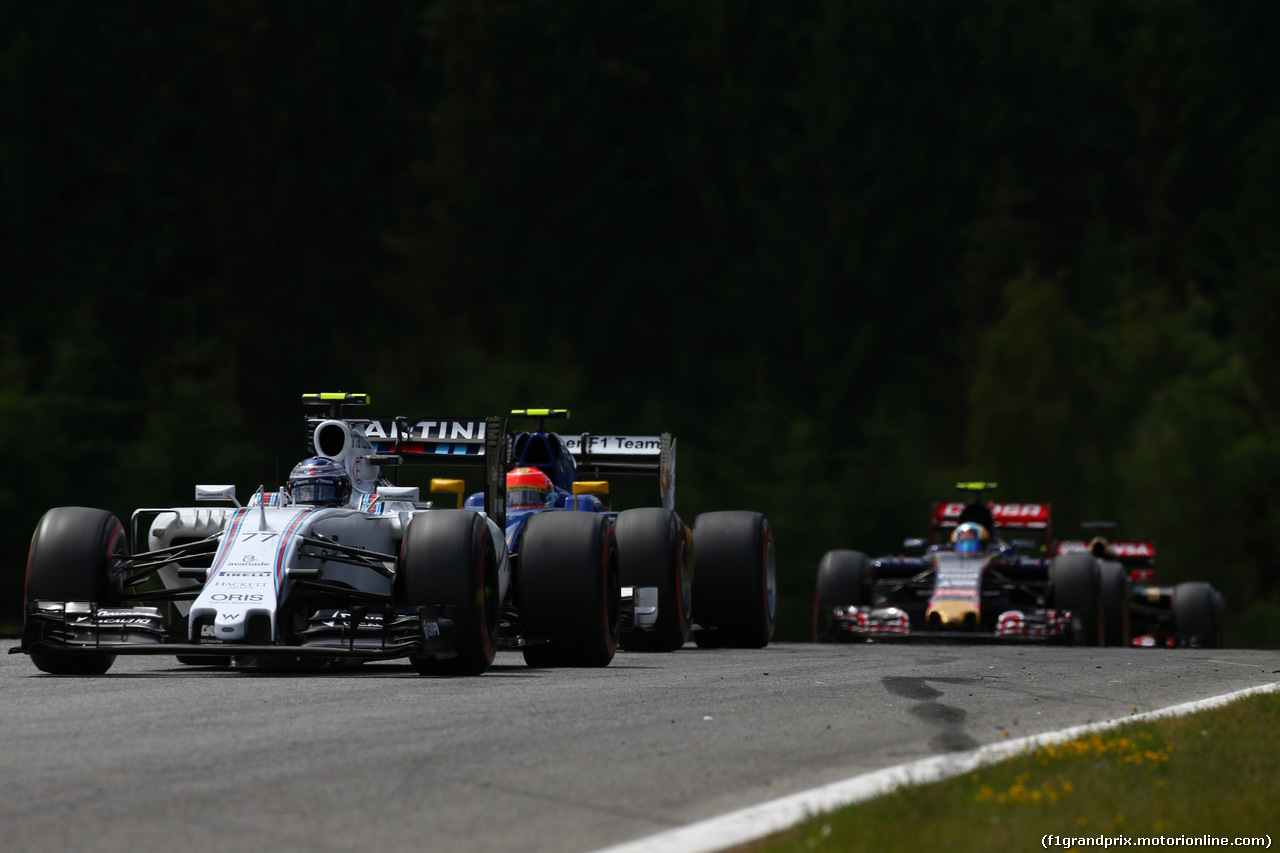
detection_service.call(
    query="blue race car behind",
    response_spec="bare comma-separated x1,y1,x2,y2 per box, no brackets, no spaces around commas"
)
467,409,777,653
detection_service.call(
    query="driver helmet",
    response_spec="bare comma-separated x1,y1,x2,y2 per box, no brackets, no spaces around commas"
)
507,466,553,507
1088,536,1111,558
952,521,989,555
287,457,352,507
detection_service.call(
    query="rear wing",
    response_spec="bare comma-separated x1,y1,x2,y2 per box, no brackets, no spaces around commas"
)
561,433,677,511
932,502,1052,531
301,394,507,526
1054,539,1156,566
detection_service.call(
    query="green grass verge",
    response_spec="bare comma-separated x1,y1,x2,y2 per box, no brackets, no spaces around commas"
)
743,692,1279,852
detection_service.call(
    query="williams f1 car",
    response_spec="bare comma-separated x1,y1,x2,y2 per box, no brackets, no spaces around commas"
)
813,483,1126,645
1054,524,1226,648
16,393,619,675
452,409,776,652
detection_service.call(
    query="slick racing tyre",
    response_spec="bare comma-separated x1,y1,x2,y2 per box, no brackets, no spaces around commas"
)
615,508,692,652
813,550,870,642
691,511,776,649
398,510,499,675
25,506,129,675
1049,553,1102,646
519,511,620,667
1172,581,1224,648
1098,560,1130,647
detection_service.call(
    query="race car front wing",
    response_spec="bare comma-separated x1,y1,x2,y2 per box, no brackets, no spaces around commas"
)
14,600,461,663
828,605,1073,642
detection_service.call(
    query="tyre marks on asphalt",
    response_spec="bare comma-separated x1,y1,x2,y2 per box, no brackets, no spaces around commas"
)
882,676,978,752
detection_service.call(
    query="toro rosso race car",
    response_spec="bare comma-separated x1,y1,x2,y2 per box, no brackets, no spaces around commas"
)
1054,524,1226,648
451,409,776,652
813,483,1126,645
16,393,620,675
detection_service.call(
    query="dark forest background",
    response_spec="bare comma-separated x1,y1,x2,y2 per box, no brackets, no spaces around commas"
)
3,1,1279,644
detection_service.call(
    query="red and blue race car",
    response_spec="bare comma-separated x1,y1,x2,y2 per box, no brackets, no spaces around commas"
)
813,483,1118,645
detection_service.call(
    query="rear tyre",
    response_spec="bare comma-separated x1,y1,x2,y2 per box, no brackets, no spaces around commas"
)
398,510,499,675
519,511,620,667
691,511,776,649
1172,582,1222,649
25,507,129,675
1050,553,1101,646
616,508,691,652
1098,560,1130,647
813,550,871,642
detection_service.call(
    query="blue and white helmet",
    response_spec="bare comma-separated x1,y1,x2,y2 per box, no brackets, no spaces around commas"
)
951,521,989,555
287,457,352,506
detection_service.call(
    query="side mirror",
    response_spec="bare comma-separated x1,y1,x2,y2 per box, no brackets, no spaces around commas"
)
196,485,240,508
377,485,420,503
572,481,609,510
430,478,466,509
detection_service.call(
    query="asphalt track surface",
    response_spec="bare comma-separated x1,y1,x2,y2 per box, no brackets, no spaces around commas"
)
2,639,1277,853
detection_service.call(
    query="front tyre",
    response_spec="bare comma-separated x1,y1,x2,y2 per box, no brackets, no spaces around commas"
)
25,506,129,675
1172,582,1223,649
691,511,776,649
1050,553,1101,647
813,550,870,642
519,511,620,667
616,508,691,652
398,510,499,676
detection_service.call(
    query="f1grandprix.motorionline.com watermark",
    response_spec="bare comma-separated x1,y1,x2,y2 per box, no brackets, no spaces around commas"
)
1043,835,1271,849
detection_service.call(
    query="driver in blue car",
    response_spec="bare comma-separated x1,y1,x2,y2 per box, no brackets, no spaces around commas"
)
506,466,556,508
951,521,989,555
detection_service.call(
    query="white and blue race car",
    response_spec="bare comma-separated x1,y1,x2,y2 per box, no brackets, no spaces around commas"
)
16,393,621,675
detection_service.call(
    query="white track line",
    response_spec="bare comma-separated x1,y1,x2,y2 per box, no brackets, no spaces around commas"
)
590,681,1280,853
